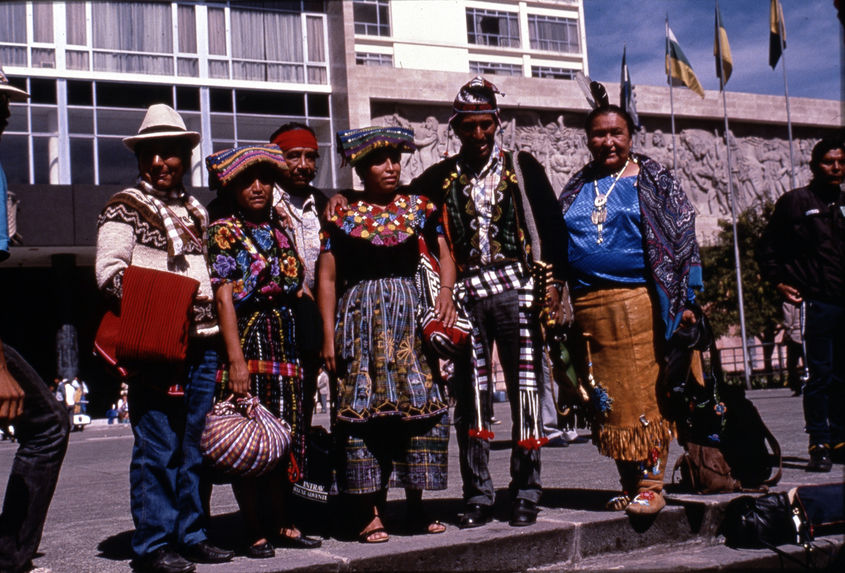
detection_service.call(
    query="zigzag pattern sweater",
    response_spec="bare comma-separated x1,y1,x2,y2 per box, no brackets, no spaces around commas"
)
96,186,218,338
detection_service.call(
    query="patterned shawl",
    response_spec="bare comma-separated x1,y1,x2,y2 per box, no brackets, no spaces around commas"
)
559,153,702,338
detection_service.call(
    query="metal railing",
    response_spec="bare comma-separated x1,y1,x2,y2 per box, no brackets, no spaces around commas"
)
715,341,805,388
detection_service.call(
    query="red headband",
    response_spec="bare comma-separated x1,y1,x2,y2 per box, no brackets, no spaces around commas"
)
271,128,319,152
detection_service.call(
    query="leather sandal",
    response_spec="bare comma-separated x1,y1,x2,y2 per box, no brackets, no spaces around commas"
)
359,517,389,543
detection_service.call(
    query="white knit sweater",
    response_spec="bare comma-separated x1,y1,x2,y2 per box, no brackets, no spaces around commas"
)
96,186,218,338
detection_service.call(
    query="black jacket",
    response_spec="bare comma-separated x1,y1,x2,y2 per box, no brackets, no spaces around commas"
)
758,182,845,304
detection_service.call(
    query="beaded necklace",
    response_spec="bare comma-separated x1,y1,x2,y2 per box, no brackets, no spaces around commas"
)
591,157,630,245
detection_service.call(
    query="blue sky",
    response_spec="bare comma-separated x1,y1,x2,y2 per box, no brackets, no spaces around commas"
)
583,0,842,101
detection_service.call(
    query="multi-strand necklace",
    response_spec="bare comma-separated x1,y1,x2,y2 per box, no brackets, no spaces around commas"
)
591,157,629,245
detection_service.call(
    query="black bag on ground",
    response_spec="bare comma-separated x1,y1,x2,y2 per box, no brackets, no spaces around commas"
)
722,492,802,549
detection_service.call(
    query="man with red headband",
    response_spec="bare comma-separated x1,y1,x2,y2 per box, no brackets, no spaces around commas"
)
269,123,327,427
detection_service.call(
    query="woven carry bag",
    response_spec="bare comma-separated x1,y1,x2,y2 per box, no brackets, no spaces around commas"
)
201,395,291,478
414,235,472,359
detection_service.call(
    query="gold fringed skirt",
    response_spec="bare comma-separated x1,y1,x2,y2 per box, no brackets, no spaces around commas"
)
573,286,672,462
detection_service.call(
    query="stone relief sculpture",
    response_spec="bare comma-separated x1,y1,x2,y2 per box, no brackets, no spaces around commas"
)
371,107,817,234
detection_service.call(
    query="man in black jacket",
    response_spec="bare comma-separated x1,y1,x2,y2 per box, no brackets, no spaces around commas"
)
759,136,845,472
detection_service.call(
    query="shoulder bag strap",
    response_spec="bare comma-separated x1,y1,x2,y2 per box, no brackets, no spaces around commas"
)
510,151,542,262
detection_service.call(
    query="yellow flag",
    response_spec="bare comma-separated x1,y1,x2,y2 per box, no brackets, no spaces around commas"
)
714,2,732,88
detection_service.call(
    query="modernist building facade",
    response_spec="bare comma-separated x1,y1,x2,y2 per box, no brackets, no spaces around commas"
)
0,0,840,402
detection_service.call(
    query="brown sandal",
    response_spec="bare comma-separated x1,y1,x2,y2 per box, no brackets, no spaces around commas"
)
359,517,389,543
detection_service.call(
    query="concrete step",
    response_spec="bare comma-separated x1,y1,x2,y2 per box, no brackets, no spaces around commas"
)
536,535,844,571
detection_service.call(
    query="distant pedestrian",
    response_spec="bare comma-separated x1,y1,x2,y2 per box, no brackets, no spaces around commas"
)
760,136,845,473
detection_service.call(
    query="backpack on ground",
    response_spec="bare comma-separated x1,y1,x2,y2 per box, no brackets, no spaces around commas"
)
663,303,782,493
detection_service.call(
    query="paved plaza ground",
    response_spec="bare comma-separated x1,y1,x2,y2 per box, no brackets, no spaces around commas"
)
1,387,842,572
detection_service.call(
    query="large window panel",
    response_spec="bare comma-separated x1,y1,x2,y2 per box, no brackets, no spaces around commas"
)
230,8,303,82
33,136,57,184
68,108,94,134
528,15,579,53
30,107,58,134
353,0,390,37
96,108,146,137
70,138,94,185
306,15,325,62
92,2,173,74
207,8,227,56
97,138,137,185
66,2,87,46
466,8,519,48
177,5,197,54
0,3,26,44
210,114,235,141
0,134,29,184
33,2,53,43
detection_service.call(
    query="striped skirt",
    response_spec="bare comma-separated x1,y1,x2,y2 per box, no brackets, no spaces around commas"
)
217,305,305,480
334,276,448,494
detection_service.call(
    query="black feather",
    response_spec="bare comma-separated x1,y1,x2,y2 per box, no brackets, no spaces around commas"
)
590,81,609,109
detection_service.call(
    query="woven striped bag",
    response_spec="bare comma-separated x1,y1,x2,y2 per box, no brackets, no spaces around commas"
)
201,395,291,478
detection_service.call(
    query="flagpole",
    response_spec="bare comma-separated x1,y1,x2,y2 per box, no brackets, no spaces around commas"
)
666,16,677,172
778,12,796,189
716,0,751,388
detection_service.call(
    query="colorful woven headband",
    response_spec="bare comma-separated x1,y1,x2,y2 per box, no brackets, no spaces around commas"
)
336,126,415,167
271,128,319,152
205,144,288,189
449,76,503,124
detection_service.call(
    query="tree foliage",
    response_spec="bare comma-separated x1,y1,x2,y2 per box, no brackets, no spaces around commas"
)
698,203,781,345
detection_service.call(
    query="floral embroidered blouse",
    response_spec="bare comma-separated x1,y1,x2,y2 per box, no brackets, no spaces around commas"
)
207,215,303,307
320,193,437,287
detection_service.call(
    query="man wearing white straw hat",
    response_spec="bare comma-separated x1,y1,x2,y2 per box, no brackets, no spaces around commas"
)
0,63,71,573
96,104,233,572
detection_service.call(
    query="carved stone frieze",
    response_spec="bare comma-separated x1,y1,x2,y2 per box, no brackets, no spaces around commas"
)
371,103,829,243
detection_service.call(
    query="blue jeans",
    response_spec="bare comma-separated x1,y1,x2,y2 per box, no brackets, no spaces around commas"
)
454,288,543,507
802,299,845,447
128,339,217,557
0,344,70,573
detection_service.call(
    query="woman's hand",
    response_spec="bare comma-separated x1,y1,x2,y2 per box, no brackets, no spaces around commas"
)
274,203,294,229
435,288,457,328
324,193,349,219
320,338,336,375
227,358,250,396
298,283,315,301
680,308,698,328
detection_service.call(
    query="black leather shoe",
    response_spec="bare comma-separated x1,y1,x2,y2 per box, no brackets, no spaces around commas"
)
458,503,493,529
246,541,276,559
509,499,538,527
276,533,322,549
134,547,195,573
807,444,832,472
246,540,275,559
180,540,233,564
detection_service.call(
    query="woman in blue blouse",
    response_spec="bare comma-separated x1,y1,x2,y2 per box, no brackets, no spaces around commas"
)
559,105,702,516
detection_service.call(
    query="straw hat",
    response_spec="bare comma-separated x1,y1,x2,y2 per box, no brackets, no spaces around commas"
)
122,103,200,152
0,65,29,102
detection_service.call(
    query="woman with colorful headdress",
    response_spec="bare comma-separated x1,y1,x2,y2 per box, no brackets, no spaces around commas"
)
205,144,321,557
558,94,703,516
317,126,455,543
